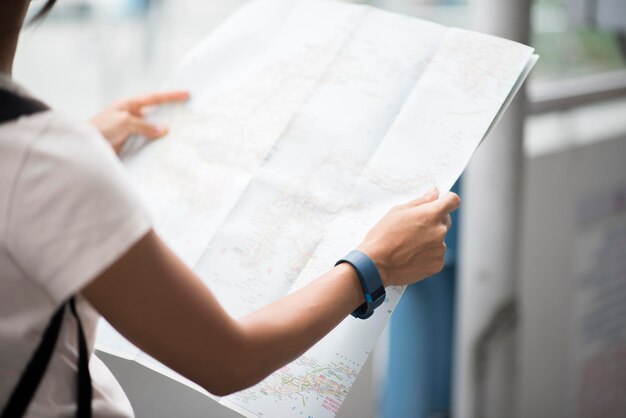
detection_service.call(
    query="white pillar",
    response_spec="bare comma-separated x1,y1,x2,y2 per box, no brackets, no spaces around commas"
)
453,1,531,417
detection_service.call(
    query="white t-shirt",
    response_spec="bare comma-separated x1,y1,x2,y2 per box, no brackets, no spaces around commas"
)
0,78,151,417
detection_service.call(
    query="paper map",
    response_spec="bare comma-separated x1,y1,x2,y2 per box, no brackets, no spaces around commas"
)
96,1,537,416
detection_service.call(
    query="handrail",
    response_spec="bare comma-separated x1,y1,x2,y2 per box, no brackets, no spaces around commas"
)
527,69,626,114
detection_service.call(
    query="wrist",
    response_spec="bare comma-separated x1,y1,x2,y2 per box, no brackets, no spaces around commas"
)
334,263,366,311
356,244,390,287
336,250,387,319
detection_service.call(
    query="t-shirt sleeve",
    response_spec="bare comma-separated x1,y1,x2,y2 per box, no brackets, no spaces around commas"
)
6,113,152,304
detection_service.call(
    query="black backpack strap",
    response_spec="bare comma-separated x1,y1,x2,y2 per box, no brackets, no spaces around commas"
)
1,303,65,418
69,298,93,417
0,89,48,123
0,298,92,418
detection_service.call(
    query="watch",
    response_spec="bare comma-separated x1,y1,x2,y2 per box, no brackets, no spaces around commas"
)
335,250,386,319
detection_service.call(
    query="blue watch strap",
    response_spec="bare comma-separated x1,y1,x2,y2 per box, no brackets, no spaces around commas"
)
335,250,386,319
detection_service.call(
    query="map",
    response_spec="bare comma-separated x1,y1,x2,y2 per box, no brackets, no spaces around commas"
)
232,355,358,416
96,0,537,416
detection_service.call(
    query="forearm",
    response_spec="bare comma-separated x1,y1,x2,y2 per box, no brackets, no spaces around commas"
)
235,263,364,388
84,230,367,397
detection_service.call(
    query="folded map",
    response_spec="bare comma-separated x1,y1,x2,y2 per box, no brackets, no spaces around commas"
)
96,1,537,416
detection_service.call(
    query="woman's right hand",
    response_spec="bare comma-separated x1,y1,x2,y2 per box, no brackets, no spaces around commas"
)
90,91,189,154
358,188,460,287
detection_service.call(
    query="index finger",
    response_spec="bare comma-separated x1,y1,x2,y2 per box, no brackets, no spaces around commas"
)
126,90,190,111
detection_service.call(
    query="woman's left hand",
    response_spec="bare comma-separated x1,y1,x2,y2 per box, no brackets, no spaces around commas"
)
90,90,189,154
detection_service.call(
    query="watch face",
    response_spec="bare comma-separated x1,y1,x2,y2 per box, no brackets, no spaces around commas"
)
371,286,386,304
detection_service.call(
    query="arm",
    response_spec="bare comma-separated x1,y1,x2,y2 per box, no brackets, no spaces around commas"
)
83,232,362,396
83,189,460,396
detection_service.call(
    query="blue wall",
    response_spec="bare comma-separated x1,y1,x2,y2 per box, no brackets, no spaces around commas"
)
382,183,459,418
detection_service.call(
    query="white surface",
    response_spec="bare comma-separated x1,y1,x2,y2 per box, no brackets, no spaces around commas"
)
518,135,626,418
97,350,379,418
96,0,535,416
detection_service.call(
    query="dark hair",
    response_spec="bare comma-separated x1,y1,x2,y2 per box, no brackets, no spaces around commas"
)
29,0,57,24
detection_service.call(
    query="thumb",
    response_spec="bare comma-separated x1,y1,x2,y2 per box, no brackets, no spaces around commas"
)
397,187,439,210
426,191,461,215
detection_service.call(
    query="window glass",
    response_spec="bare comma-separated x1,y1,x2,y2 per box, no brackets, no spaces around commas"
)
531,0,626,80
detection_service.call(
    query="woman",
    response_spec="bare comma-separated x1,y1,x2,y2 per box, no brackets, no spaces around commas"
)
0,1,460,417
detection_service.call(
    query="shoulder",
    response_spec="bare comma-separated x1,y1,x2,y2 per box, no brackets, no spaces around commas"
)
2,111,152,302
0,109,119,185
2,110,134,224
29,110,121,175
13,110,135,206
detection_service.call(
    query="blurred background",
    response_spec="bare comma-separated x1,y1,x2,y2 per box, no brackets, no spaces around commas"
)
16,0,626,417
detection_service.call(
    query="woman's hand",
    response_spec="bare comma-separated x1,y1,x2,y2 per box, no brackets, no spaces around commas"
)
358,188,460,287
90,90,189,154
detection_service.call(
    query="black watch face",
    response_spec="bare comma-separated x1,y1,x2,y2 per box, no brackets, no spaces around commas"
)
371,286,386,303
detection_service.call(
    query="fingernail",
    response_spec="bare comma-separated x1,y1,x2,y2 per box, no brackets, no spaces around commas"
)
156,126,168,135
